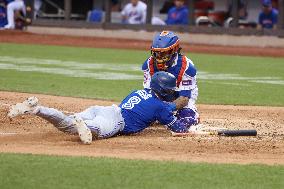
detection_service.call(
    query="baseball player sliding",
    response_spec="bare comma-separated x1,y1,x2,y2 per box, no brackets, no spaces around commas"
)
142,31,199,128
8,72,195,144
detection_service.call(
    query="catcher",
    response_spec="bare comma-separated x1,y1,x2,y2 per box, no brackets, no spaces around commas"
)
142,31,199,128
8,72,194,145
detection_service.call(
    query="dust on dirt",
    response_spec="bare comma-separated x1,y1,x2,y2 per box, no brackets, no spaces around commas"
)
1,91,283,165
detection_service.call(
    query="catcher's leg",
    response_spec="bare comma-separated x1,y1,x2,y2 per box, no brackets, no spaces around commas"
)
8,97,92,144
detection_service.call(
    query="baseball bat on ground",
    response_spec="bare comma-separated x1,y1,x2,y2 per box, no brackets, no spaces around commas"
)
217,129,257,136
171,129,257,137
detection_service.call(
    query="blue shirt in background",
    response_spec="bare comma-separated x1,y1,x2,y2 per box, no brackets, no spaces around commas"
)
258,9,278,29
0,5,7,27
166,6,189,25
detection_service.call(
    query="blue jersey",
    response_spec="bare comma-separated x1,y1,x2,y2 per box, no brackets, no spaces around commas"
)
0,5,7,27
119,89,186,134
258,9,278,29
166,6,189,25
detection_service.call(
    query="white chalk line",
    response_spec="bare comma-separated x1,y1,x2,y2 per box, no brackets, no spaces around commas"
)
0,56,142,80
0,132,18,136
0,56,283,84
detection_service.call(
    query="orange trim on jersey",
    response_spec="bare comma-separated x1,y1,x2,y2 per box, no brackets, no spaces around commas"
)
177,56,187,87
149,57,155,76
151,40,180,52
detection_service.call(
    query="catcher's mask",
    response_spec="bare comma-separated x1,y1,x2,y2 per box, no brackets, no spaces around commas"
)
151,31,180,71
150,71,177,100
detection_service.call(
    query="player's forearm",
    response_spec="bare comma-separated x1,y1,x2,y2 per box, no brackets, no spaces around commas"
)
173,96,189,110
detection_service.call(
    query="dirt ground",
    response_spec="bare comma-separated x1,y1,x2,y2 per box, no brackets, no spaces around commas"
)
0,91,283,165
0,31,284,165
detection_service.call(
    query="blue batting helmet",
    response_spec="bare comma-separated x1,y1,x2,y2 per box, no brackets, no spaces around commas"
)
151,31,180,71
262,0,272,7
150,71,177,100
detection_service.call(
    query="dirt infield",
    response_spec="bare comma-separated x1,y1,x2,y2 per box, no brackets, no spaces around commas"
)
0,31,284,165
1,30,284,57
0,91,283,165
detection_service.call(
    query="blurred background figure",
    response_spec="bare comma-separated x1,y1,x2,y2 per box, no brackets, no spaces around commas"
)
111,0,120,11
226,0,248,20
87,8,103,23
152,16,166,25
271,0,279,10
34,0,42,19
4,0,26,29
257,0,278,29
0,0,7,28
165,0,189,25
121,0,146,24
223,0,251,28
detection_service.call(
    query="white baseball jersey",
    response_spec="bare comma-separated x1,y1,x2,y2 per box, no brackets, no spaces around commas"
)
121,1,147,24
4,0,25,29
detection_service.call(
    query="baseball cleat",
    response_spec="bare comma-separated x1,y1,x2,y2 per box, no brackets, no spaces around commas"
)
8,96,39,118
72,116,92,145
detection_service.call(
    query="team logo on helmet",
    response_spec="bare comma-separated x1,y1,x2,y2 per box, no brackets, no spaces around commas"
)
160,31,170,36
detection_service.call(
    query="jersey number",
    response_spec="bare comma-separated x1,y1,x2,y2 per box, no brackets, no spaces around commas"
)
121,90,152,110
121,96,141,109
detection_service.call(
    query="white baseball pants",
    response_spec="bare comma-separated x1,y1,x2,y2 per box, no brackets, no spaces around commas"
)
34,105,125,139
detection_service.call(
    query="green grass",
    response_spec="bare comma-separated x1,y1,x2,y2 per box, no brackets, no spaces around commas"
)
0,43,283,105
0,42,146,63
0,70,139,100
0,153,283,189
